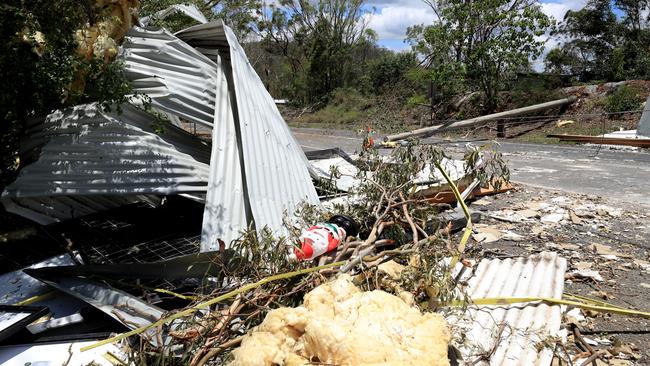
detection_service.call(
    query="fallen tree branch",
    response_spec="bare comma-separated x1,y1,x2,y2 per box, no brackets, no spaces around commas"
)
81,261,345,352
195,336,243,366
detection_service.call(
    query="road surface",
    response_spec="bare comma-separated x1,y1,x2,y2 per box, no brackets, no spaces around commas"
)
292,127,650,208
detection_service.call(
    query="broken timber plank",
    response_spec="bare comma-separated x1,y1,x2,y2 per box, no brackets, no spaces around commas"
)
420,180,514,205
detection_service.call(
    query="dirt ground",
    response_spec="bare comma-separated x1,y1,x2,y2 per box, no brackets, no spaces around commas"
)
458,184,650,365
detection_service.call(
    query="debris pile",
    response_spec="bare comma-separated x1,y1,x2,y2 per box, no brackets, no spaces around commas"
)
1,6,649,366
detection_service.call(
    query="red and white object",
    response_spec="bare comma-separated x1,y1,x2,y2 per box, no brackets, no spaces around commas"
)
290,223,347,261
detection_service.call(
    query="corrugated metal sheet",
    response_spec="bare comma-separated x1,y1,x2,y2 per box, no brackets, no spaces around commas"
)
122,25,249,248
447,251,567,366
177,21,319,239
121,27,219,128
140,4,208,27
1,103,211,224
5,22,317,244
0,341,126,366
25,269,167,347
200,51,248,250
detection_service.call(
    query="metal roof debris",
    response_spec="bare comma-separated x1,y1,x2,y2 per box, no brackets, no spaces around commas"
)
447,251,567,366
2,21,319,245
0,340,128,366
0,305,49,342
122,26,221,128
1,103,211,224
25,268,169,347
2,11,636,366
177,21,319,246
199,44,248,250
28,251,234,281
139,3,208,27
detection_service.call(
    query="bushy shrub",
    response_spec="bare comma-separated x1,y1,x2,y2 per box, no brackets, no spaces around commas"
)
606,85,643,114
406,94,428,108
368,52,417,91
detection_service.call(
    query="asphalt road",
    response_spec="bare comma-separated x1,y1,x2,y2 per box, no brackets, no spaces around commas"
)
292,127,650,208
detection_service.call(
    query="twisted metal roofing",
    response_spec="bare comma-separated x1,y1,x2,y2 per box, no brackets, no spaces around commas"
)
1,103,211,224
177,21,319,240
121,26,219,128
200,51,248,250
3,22,318,245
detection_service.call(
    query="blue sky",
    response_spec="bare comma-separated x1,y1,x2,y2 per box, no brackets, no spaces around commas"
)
366,0,588,52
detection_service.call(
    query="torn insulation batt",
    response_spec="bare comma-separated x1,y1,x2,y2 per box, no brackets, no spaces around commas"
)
229,274,450,366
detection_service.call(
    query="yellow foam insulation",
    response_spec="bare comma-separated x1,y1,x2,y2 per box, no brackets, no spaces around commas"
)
68,0,139,98
75,0,140,62
229,275,450,366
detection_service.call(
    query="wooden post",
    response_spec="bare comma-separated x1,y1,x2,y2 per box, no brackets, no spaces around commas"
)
497,120,505,138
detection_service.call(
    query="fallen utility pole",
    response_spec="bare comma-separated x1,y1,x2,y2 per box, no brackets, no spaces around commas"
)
385,96,577,142
547,133,650,148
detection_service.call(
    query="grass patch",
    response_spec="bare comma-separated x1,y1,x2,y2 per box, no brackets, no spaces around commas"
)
290,88,373,128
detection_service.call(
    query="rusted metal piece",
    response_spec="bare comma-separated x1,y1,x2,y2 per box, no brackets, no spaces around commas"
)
547,134,650,147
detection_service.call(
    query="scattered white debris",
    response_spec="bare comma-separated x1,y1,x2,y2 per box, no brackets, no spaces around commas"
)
565,308,586,324
567,269,604,282
541,213,565,224
502,230,525,241
472,226,502,243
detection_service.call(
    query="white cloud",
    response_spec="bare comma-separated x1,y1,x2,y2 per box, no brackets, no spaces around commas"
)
539,0,587,22
532,34,560,71
533,0,587,71
365,5,436,40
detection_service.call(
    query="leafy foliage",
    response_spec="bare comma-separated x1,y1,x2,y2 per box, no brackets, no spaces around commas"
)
546,0,650,81
0,0,133,188
606,85,644,114
368,52,418,91
140,0,262,37
407,0,553,112
256,0,375,104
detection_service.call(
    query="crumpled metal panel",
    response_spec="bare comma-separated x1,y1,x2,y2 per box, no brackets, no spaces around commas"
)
1,103,211,223
121,27,219,128
140,4,208,27
121,25,249,247
447,251,567,366
177,21,319,238
24,268,168,347
200,51,248,250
